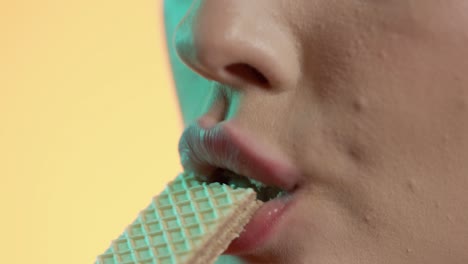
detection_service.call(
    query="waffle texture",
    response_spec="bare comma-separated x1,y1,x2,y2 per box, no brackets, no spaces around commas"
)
96,172,261,264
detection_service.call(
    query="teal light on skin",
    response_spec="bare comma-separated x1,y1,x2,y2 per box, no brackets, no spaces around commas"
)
164,2,243,263
164,0,212,127
163,1,243,127
220,84,242,121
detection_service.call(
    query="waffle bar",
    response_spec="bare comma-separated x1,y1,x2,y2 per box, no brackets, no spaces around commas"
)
95,172,262,264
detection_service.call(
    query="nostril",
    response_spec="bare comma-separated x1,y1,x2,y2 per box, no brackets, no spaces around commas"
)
225,63,270,88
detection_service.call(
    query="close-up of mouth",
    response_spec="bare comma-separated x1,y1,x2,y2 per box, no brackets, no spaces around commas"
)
178,120,302,254
9,0,468,262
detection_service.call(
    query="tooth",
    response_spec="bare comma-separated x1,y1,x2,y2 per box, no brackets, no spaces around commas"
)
225,170,254,189
248,178,267,190
263,186,280,199
228,176,252,189
276,190,286,198
221,169,285,202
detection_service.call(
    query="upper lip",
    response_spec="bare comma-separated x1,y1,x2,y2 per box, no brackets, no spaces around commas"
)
178,120,301,192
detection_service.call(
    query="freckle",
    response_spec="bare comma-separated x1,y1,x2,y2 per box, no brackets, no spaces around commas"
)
406,179,417,194
362,212,377,229
352,101,362,112
352,96,368,113
348,146,364,164
364,214,371,223
434,200,441,209
378,50,388,60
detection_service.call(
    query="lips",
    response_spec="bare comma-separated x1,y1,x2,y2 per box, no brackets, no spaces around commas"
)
178,119,302,254
178,120,301,192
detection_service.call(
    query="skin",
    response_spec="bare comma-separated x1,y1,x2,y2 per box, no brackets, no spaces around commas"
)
164,1,468,263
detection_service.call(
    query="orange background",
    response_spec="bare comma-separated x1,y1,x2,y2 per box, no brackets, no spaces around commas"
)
0,0,183,263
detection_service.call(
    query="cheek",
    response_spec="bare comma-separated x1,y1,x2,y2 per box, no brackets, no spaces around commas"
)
293,0,468,175
288,0,468,214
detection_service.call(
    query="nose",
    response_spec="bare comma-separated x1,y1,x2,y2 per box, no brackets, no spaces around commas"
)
173,0,301,92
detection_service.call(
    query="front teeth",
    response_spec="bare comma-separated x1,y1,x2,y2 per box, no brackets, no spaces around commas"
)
217,169,286,202
257,186,284,201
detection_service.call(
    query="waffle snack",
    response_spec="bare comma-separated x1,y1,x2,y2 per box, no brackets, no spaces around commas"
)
95,172,262,264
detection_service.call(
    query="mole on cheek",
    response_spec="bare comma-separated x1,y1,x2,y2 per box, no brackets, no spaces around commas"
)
345,96,370,164
406,178,418,194
351,95,369,114
347,145,365,164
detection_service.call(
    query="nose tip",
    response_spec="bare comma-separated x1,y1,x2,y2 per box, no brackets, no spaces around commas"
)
173,0,300,91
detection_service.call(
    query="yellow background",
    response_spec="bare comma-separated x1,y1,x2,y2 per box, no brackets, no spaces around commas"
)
0,0,183,263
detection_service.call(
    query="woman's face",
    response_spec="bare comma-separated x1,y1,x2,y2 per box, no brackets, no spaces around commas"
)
165,1,468,263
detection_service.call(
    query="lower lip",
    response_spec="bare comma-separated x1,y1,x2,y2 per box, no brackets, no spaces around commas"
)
223,193,295,255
